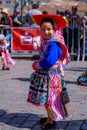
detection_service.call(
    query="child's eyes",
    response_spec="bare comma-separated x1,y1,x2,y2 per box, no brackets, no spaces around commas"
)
48,28,53,31
42,28,53,31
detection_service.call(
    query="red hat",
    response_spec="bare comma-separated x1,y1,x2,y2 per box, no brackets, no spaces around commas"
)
32,14,66,29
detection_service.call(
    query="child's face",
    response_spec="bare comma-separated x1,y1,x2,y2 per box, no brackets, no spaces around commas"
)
0,38,6,45
40,22,55,40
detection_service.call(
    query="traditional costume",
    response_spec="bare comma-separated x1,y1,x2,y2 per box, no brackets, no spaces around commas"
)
0,35,15,70
27,14,70,122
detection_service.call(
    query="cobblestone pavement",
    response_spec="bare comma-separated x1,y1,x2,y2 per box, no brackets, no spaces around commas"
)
0,58,87,130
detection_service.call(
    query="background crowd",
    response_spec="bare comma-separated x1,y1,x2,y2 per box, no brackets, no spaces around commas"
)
0,4,87,28
0,3,87,56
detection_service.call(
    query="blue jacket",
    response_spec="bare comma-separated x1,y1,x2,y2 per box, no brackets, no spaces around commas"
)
39,41,62,69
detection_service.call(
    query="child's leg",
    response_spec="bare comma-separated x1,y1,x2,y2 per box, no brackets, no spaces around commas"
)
1,52,9,70
40,105,56,129
45,105,54,124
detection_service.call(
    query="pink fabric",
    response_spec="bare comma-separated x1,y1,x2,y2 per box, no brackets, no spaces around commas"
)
9,16,13,27
36,29,70,67
55,30,71,66
1,50,15,67
45,74,64,121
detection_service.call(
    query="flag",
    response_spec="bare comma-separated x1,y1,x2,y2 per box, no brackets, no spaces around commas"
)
14,0,19,10
24,0,27,5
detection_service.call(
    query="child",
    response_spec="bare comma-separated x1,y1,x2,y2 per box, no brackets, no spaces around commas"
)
27,14,68,129
0,34,15,70
77,71,87,86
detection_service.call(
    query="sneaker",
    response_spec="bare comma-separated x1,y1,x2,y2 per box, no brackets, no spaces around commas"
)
2,67,10,70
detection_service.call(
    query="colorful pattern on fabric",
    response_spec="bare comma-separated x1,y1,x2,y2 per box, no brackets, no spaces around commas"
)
77,72,87,86
33,29,70,67
61,75,70,104
55,30,71,67
37,40,62,71
27,70,48,106
28,69,66,121
38,39,49,59
29,29,70,121
45,73,65,121
0,45,15,67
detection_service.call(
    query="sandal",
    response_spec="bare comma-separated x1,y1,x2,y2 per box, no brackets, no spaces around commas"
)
39,117,47,125
2,67,10,70
41,122,55,129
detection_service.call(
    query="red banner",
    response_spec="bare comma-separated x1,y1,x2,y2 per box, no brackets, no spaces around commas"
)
11,28,40,52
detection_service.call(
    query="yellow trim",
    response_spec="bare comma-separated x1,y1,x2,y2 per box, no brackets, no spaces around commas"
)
32,16,38,25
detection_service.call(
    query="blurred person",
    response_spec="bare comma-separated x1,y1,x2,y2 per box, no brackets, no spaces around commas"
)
0,8,13,52
65,10,71,21
0,34,15,70
77,71,87,86
68,6,81,53
0,8,13,28
9,9,22,52
10,9,22,27
23,17,29,27
25,3,42,28
60,11,69,26
82,12,87,37
5,33,12,53
42,10,48,14
80,12,87,57
0,8,13,36
56,10,60,15
63,10,71,46
69,6,80,27
60,11,65,17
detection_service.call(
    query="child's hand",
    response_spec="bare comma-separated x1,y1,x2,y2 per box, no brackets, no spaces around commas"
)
32,60,40,70
33,36,41,50
33,41,38,50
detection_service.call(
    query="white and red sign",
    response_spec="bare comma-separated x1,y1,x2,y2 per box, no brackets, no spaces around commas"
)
11,28,40,53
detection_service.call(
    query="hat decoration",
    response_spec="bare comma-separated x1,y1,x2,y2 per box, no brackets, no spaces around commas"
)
32,14,67,29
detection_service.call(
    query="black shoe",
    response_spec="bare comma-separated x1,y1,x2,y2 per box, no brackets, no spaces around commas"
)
41,122,56,129
39,117,47,125
2,67,10,70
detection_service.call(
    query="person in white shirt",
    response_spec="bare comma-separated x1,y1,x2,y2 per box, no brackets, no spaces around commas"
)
25,4,42,28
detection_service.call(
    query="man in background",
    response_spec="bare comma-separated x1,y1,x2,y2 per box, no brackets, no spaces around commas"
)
68,6,81,53
69,6,80,27
10,9,22,27
25,4,42,28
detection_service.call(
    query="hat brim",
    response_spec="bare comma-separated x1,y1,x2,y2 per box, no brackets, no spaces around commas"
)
32,14,66,29
1,11,8,14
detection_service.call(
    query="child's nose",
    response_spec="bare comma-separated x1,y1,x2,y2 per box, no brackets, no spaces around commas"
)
45,30,48,34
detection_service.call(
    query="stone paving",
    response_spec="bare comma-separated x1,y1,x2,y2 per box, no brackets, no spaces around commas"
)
0,58,87,130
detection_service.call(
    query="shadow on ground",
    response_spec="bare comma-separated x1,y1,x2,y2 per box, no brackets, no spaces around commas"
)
11,78,30,82
0,109,87,130
65,67,87,72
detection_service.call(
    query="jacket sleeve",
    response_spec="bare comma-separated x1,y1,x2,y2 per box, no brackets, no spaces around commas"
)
38,41,62,69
